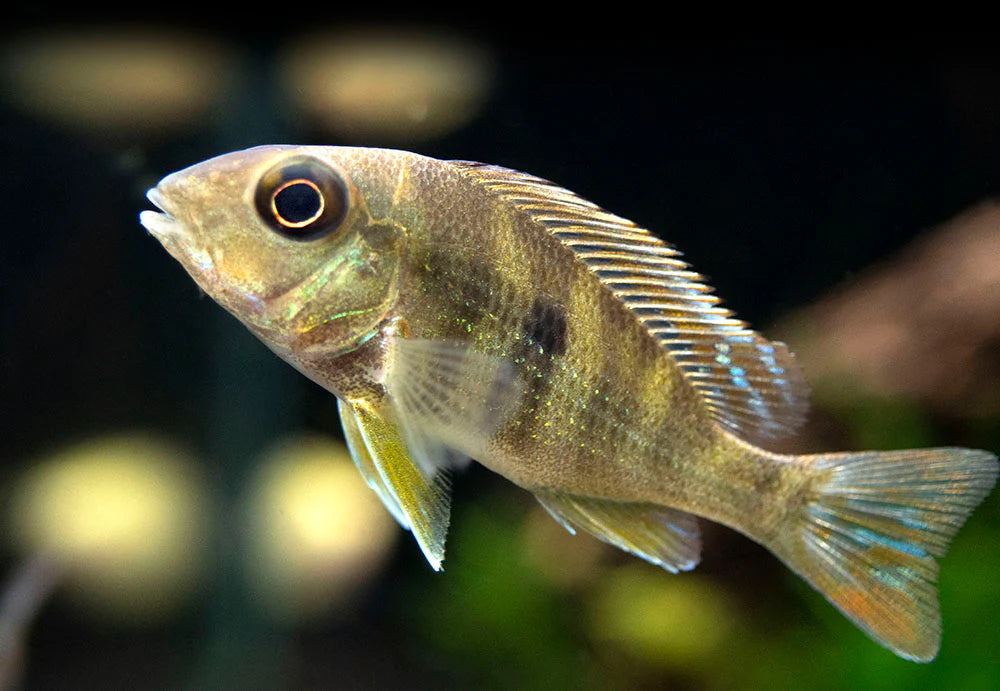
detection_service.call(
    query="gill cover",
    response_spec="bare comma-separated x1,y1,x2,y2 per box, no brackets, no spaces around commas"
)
247,151,405,357
144,146,409,359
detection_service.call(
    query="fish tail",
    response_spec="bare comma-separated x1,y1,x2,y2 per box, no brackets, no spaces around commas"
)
774,447,997,661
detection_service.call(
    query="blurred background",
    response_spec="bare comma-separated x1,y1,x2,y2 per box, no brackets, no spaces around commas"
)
1,21,998,690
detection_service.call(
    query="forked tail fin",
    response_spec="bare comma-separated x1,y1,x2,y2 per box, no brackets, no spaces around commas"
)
776,447,997,661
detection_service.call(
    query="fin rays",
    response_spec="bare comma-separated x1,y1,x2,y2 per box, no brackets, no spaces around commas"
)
453,161,809,445
780,448,998,661
346,400,452,570
536,490,702,573
337,336,522,570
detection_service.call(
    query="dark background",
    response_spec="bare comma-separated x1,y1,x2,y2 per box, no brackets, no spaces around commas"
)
1,26,998,690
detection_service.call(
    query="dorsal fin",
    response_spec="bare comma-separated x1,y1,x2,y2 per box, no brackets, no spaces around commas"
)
453,161,809,443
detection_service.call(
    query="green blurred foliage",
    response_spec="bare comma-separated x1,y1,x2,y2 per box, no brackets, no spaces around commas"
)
1,27,997,690
395,395,999,691
402,495,596,691
735,397,1000,690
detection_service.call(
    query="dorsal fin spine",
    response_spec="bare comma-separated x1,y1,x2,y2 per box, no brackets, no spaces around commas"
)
450,160,810,444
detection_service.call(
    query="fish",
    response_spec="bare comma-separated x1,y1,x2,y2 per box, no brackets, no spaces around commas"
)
140,145,997,661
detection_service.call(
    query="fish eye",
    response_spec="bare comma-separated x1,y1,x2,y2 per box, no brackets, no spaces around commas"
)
272,179,324,227
255,157,348,240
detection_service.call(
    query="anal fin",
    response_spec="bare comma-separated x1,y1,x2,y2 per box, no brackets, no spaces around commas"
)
535,490,701,573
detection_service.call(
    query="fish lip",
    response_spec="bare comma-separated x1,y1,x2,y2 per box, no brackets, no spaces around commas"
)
145,186,172,215
140,186,185,241
140,182,219,279
139,208,177,238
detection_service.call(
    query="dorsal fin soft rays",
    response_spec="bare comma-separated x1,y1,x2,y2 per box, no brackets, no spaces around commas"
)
453,161,809,444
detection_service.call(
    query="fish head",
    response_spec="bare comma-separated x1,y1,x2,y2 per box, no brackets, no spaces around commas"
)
140,145,408,359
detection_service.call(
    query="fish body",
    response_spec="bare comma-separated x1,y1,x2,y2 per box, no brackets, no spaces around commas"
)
141,145,998,661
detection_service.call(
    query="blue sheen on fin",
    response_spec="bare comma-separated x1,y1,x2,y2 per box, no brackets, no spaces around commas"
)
453,161,809,446
775,447,998,661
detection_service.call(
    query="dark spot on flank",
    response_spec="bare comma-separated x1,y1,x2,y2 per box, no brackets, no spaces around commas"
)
506,297,569,447
523,297,568,358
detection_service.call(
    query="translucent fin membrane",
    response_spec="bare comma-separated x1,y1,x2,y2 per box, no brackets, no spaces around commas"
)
786,448,998,661
454,162,808,444
345,400,453,571
536,490,701,573
339,399,410,529
347,337,521,571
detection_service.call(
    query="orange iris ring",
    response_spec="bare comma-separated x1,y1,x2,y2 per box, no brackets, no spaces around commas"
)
270,178,325,228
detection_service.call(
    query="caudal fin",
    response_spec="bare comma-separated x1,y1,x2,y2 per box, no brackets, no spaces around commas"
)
778,447,997,661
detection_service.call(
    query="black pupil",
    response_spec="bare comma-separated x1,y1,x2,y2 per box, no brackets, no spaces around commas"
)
255,157,347,241
273,181,322,225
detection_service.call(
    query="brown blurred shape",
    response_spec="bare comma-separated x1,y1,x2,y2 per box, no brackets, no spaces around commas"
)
781,201,1000,417
280,27,494,142
1,28,230,136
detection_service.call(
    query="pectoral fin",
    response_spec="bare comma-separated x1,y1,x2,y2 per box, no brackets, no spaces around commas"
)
385,337,519,464
536,490,702,573
343,399,452,570
339,336,520,570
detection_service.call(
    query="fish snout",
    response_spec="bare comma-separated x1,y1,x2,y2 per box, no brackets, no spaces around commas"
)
140,177,217,277
140,182,187,243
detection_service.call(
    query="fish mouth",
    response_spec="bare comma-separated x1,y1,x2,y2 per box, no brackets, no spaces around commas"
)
139,187,185,243
140,185,216,275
